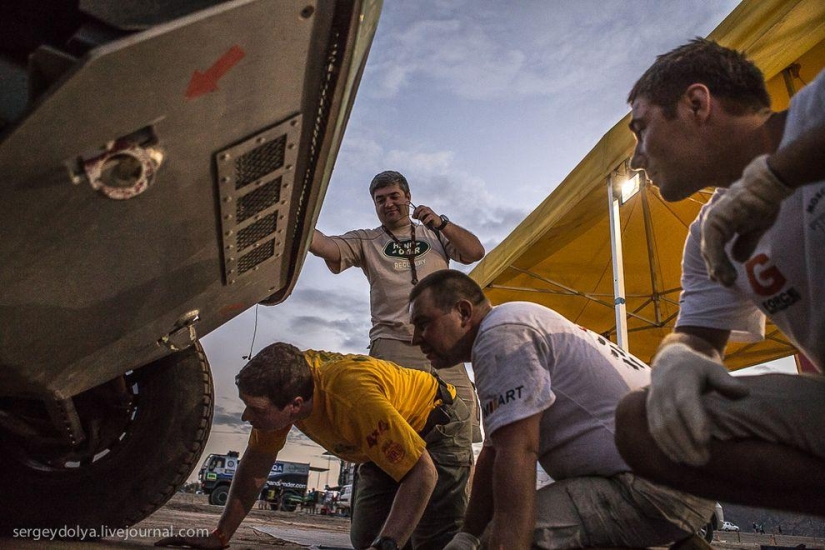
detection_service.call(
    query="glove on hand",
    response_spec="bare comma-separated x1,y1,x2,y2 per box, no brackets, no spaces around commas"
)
701,154,793,286
443,531,481,550
647,343,749,466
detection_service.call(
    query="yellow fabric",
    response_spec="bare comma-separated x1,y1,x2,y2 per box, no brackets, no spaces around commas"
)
248,350,446,482
470,0,825,370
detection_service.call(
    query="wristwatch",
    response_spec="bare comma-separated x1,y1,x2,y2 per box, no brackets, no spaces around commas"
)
436,214,450,231
370,536,399,550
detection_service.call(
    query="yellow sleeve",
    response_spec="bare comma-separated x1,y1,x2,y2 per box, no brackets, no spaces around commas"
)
345,385,427,482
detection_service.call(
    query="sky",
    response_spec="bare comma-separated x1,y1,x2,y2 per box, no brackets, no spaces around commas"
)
193,0,799,484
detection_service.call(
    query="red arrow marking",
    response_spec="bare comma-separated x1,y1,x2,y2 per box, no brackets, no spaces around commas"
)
186,45,246,99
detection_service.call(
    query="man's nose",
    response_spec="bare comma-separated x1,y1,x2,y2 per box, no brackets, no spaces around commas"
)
241,409,251,423
630,144,645,170
411,329,421,346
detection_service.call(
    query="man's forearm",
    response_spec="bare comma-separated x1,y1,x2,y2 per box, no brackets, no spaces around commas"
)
217,450,277,540
768,121,825,190
309,229,341,263
486,414,541,550
441,223,485,263
376,451,438,545
461,446,495,537
489,444,536,550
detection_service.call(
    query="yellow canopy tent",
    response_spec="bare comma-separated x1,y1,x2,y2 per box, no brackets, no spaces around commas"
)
470,0,825,370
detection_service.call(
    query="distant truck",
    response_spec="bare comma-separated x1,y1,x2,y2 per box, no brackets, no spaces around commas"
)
198,451,310,510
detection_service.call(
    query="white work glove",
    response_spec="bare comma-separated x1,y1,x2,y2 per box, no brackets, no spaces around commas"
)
701,154,793,286
646,343,749,466
443,531,481,550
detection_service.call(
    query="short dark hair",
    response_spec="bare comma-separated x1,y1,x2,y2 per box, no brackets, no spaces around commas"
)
369,170,410,197
628,38,770,118
410,269,489,312
235,343,314,408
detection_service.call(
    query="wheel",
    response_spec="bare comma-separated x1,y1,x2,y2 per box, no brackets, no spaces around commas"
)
0,343,213,534
698,522,714,542
209,485,230,506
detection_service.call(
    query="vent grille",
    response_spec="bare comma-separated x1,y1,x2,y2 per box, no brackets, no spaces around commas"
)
237,178,281,223
215,114,301,285
234,136,286,190
237,214,277,251
238,240,275,274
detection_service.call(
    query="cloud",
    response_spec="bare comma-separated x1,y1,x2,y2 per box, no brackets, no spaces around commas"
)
211,402,247,433
366,1,740,102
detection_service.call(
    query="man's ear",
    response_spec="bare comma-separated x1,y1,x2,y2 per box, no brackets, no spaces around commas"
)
456,300,473,325
684,83,711,121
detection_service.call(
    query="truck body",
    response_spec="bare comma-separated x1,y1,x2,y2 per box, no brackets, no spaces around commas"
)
198,451,310,509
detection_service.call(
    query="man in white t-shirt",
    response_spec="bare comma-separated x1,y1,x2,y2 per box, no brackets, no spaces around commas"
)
408,270,714,550
614,39,825,515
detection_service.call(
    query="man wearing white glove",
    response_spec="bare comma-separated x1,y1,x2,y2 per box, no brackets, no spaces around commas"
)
615,39,825,515
410,271,714,550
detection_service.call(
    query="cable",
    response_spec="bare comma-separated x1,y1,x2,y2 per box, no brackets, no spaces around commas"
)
242,304,259,360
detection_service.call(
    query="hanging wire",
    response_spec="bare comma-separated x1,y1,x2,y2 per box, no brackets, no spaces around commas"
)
242,304,259,360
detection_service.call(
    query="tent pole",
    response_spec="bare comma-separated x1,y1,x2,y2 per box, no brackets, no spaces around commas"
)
607,175,629,350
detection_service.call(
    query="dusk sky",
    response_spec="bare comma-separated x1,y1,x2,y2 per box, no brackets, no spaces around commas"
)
192,0,797,483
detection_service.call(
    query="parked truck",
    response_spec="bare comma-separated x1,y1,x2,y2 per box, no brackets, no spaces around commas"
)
198,451,310,510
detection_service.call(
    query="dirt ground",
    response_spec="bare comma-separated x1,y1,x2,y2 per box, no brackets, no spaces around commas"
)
0,493,351,549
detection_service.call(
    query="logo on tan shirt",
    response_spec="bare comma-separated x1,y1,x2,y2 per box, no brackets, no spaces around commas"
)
382,240,431,259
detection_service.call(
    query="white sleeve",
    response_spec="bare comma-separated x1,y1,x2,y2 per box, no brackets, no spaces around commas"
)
676,202,765,342
471,324,555,440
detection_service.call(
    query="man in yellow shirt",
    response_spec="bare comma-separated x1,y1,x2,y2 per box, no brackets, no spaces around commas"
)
157,342,471,550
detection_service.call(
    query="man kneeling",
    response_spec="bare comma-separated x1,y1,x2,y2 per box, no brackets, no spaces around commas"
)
409,270,714,550
157,343,471,550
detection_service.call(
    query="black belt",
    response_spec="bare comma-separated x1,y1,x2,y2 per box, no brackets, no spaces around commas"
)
419,376,454,437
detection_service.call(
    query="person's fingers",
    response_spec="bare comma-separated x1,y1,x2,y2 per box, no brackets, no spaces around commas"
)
706,366,751,400
672,389,711,465
646,388,688,463
701,213,738,286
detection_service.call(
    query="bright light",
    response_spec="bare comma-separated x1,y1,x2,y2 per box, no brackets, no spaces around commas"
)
620,172,642,204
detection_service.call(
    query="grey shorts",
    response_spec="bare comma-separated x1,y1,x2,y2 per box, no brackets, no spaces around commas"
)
703,373,825,459
532,472,714,549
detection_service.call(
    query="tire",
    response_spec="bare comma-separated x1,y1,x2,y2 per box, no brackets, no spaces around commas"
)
0,343,213,535
209,485,230,506
699,522,714,542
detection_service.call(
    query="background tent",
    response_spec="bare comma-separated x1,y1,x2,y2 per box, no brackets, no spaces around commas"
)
470,0,825,370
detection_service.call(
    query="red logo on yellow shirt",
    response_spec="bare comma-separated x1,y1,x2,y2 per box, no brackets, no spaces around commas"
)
366,420,390,448
381,441,406,464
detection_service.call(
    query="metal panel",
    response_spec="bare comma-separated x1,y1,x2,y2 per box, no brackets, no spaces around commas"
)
215,114,301,285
